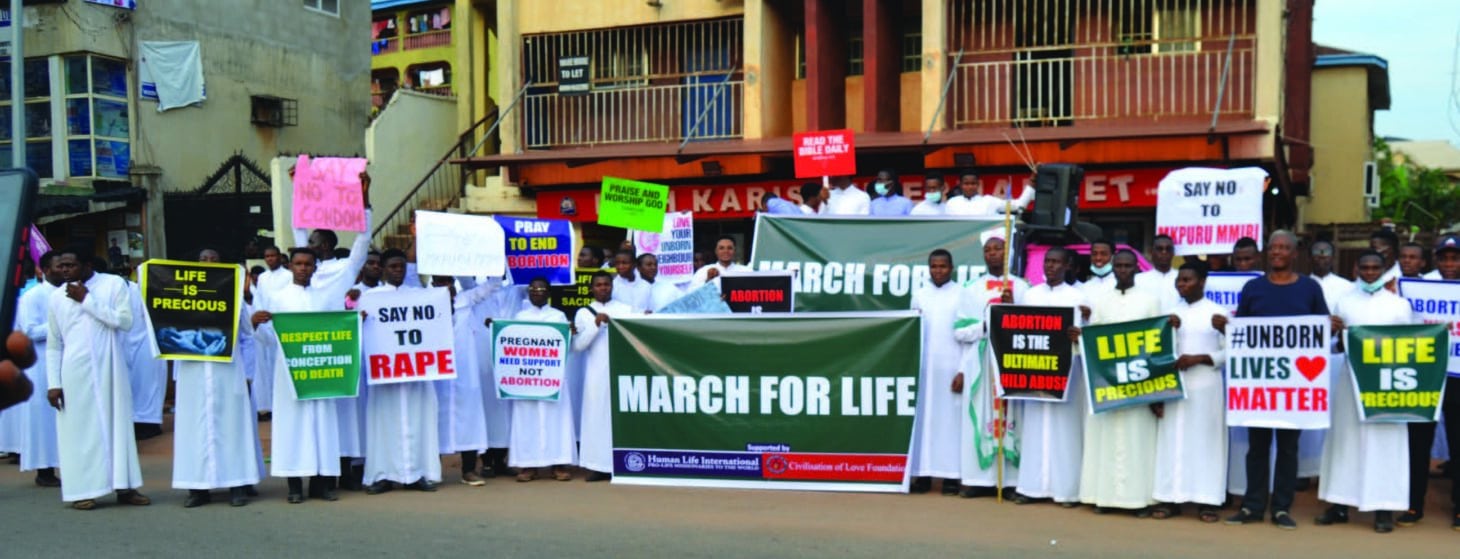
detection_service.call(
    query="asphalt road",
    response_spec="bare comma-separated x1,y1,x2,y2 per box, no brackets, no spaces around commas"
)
0,424,1455,558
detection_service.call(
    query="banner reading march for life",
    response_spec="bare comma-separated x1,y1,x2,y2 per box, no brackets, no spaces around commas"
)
609,313,921,493
1346,324,1450,422
138,259,243,362
1225,315,1332,429
1079,315,1183,414
750,215,1006,311
1398,278,1460,378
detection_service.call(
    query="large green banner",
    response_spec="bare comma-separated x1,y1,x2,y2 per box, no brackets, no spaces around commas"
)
273,311,362,400
1346,324,1450,422
749,215,1006,311
609,313,921,493
1079,315,1183,414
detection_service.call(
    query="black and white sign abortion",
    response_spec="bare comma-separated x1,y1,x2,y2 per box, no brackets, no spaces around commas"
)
989,305,1076,402
720,271,794,313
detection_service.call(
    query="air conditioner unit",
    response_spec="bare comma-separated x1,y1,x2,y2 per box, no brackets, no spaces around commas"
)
1362,161,1378,198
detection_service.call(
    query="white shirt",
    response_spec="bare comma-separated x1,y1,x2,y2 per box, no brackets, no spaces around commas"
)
1312,272,1355,312
943,187,1034,216
647,279,685,312
1423,270,1441,280
910,200,944,216
798,204,820,215
612,274,650,313
1135,268,1180,311
825,186,870,216
689,262,751,290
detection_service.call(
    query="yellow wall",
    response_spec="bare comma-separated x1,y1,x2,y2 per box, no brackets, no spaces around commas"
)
1304,66,1372,225
515,0,743,34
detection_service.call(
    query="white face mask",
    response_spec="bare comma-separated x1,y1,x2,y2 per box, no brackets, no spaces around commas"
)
925,191,942,203
1358,277,1386,293
874,182,889,196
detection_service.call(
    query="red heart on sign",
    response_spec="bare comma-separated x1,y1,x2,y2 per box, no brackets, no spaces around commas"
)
1295,356,1327,382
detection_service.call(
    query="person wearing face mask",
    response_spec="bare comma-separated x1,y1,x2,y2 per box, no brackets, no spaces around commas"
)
1080,240,1116,299
1316,250,1412,533
911,176,948,216
868,169,912,216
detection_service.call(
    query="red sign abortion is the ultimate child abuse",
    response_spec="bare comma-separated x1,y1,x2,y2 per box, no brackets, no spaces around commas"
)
988,305,1077,402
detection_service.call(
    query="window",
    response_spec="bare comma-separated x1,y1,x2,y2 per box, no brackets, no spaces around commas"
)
62,54,131,178
250,96,298,128
902,32,922,73
594,47,647,89
0,57,54,176
1116,2,1201,54
1154,8,1200,53
302,0,338,16
847,32,864,76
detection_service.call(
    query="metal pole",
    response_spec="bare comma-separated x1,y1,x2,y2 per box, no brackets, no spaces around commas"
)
1208,30,1237,134
467,81,531,158
10,0,24,169
924,50,963,144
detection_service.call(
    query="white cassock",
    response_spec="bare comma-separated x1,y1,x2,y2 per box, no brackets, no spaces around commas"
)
574,299,634,473
474,281,524,450
336,281,376,460
647,280,685,313
910,280,964,479
954,274,1028,487
250,266,292,412
508,302,577,468
435,280,499,455
124,281,166,424
689,262,751,291
294,214,373,458
1016,282,1088,502
825,186,871,215
268,283,343,478
16,281,60,472
1319,288,1412,511
909,200,944,216
1152,296,1229,506
362,283,441,485
1313,273,1354,311
47,273,143,502
612,275,650,313
1079,286,1162,509
171,307,262,490
1135,268,1180,312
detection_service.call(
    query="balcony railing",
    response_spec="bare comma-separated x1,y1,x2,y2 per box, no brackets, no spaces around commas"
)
371,29,452,56
522,80,743,149
947,0,1257,127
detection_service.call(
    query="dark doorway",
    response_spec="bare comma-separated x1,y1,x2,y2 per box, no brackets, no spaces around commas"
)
163,154,274,263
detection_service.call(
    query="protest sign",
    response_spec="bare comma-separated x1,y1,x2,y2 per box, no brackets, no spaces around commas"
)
291,155,368,232
1079,315,1183,413
988,305,1076,402
793,129,856,179
751,215,1005,311
359,287,457,385
549,267,599,319
1398,278,1460,377
414,210,506,277
1205,271,1260,314
610,312,920,492
632,211,694,286
1225,315,1331,429
657,283,732,315
138,259,242,362
721,272,794,313
598,177,669,232
272,311,361,400
495,216,574,286
492,320,571,401
1346,324,1449,422
1155,167,1267,256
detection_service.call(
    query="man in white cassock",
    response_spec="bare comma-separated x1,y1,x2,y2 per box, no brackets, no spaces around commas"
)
253,248,353,503
1075,250,1162,514
1135,234,1180,311
1014,246,1089,506
124,275,166,439
251,245,293,415
689,236,749,291
1315,251,1411,533
361,249,441,494
45,249,149,510
953,237,1026,497
575,272,634,481
908,249,964,495
1152,262,1229,522
171,249,261,508
18,251,62,486
473,276,523,478
611,250,650,313
429,274,498,486
510,277,577,481
639,254,684,313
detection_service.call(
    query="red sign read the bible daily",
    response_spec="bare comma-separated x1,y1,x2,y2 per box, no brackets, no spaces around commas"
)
793,129,856,179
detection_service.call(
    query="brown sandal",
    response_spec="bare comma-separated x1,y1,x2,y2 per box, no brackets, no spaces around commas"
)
72,499,96,510
1149,504,1181,520
1198,507,1220,523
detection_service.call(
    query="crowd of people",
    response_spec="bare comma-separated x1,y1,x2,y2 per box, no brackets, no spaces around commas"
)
0,170,1454,540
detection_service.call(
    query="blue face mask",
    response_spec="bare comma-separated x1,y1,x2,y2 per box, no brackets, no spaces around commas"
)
925,191,942,203
1091,263,1112,277
874,182,889,196
1358,278,1386,293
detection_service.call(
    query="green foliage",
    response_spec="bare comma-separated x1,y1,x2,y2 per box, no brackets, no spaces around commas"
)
1373,138,1460,232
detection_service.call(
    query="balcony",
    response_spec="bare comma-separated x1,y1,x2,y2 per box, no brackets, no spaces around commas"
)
371,29,452,56
523,81,742,149
947,0,1257,128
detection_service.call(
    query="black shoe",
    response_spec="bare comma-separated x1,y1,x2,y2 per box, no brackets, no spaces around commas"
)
1225,507,1263,525
408,479,438,492
1374,511,1394,533
287,492,304,504
34,473,60,487
1396,510,1421,526
585,471,612,482
479,466,497,479
134,423,163,441
1314,505,1349,526
1272,511,1298,530
909,477,932,494
183,490,211,508
940,479,960,496
365,481,393,495
244,485,259,497
959,485,996,499
229,487,247,507
1012,492,1041,505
